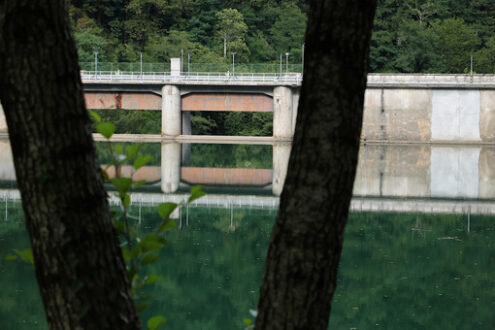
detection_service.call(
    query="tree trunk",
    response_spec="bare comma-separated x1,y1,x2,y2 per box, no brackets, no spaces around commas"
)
0,2,141,329
223,35,227,57
255,1,377,329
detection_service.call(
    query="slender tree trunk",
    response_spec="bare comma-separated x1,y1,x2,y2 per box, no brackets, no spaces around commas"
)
255,1,377,329
223,35,227,57
0,1,141,329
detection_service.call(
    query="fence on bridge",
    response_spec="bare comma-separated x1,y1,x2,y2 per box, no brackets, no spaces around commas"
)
79,62,303,74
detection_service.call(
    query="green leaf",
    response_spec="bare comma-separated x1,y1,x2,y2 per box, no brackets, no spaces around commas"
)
243,319,252,326
144,274,164,285
115,144,124,155
147,315,166,330
188,185,206,203
15,249,34,266
96,122,115,139
122,193,131,208
125,145,140,160
157,202,178,220
122,247,139,262
111,178,133,194
139,234,165,252
89,110,101,123
136,304,149,312
134,154,153,170
113,219,125,234
5,254,17,262
158,220,177,233
141,253,159,265
133,180,147,190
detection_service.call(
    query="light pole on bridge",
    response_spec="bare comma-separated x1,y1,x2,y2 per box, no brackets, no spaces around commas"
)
302,43,305,76
140,52,143,78
188,52,191,76
231,52,236,77
285,52,290,74
93,50,99,79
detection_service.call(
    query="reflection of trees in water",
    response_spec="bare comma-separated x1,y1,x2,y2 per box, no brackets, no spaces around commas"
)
189,144,272,169
2,205,495,329
95,142,161,166
332,211,495,329
94,143,272,169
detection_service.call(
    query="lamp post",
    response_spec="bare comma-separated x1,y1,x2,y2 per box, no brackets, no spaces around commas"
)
231,52,237,77
470,54,474,75
93,50,99,79
302,43,305,75
285,52,290,74
280,53,282,77
140,52,143,78
188,52,191,76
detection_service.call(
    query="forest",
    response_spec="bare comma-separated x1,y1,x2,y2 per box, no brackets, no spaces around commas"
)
77,0,495,136
70,0,495,74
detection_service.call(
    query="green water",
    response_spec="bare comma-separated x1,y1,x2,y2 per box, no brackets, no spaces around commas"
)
1,202,494,329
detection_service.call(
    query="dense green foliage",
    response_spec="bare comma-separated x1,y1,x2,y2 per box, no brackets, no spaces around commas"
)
71,0,495,73
91,110,272,137
370,0,495,73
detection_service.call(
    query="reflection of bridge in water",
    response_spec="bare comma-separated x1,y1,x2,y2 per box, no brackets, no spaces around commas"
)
2,138,495,213
1,189,495,216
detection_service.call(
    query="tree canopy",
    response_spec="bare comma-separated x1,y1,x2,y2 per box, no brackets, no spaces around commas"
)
70,0,495,73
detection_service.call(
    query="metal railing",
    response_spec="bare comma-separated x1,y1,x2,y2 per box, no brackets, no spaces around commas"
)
81,71,303,84
79,62,303,74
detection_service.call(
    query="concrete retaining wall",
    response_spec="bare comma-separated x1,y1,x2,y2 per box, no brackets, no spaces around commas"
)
362,84,495,143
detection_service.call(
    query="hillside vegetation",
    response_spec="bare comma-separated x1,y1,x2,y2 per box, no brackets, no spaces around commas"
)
71,0,495,73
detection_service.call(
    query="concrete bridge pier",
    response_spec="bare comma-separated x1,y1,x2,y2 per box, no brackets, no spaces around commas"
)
273,86,293,138
0,102,7,133
272,142,292,196
161,142,181,193
0,141,15,181
162,85,181,136
292,90,300,134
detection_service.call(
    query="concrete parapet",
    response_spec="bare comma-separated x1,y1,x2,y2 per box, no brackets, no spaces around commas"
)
273,86,293,138
162,85,181,136
368,73,495,85
161,142,181,193
0,102,7,132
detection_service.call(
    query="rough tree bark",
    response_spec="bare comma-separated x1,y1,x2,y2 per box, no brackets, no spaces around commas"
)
256,0,377,329
0,1,141,329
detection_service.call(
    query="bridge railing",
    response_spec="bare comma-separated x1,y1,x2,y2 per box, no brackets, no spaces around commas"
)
80,71,302,84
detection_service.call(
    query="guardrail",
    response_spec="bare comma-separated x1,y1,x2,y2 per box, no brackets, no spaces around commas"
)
81,71,303,84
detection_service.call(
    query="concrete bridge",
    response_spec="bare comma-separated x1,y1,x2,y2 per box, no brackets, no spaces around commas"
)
81,72,495,144
1,68,495,144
